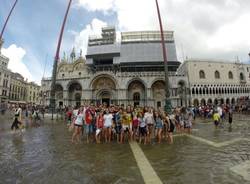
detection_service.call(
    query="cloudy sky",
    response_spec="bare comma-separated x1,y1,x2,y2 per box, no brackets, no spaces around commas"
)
1,0,250,84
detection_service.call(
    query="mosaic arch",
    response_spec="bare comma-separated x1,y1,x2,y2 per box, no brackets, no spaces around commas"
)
67,81,82,107
55,84,64,107
151,80,165,108
91,74,117,105
127,79,146,107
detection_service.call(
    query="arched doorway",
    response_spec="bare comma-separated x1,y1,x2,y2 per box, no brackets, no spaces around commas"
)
128,80,146,107
55,84,63,107
91,75,116,106
214,99,218,105
68,82,82,107
97,90,112,106
207,99,212,105
232,98,235,104
220,98,224,105
151,80,165,108
201,99,206,106
193,99,199,107
226,98,230,104
177,80,187,107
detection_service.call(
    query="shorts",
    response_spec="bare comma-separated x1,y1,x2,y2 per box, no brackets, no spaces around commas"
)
74,124,83,128
85,124,93,134
104,124,112,128
122,125,130,132
115,125,122,134
139,127,147,136
214,120,219,126
132,126,138,132
155,124,163,129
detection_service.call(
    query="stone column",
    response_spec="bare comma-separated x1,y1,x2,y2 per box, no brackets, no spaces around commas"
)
63,90,68,106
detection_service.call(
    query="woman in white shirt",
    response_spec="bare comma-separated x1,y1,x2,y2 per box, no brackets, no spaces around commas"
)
144,107,154,144
103,110,113,143
71,107,84,143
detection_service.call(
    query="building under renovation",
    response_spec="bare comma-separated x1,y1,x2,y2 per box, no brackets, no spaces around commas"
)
41,27,189,108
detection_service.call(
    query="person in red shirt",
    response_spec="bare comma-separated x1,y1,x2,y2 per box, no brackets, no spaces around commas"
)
95,110,104,143
85,107,94,143
132,115,139,141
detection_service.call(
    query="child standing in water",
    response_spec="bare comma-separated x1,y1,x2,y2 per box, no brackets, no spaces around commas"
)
213,111,220,128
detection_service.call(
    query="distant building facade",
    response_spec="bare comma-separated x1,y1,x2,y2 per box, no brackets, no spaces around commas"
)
9,72,27,103
177,59,250,106
0,50,41,105
41,27,189,108
0,54,11,103
26,82,41,104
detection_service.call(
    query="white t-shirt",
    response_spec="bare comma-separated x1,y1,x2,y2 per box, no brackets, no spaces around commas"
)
217,107,222,116
104,113,113,127
144,112,154,125
75,113,84,125
73,109,79,118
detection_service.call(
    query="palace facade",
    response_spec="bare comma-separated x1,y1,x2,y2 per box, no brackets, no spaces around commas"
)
177,59,250,106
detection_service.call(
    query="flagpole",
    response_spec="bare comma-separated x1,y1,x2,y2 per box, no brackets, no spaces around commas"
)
155,0,172,113
0,0,18,52
50,0,73,120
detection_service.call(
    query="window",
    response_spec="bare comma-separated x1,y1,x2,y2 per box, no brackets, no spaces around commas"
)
157,101,161,107
199,70,205,79
240,73,244,80
133,92,140,101
215,71,220,79
228,71,233,79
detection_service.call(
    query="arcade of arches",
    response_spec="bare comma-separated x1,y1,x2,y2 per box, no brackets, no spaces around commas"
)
52,75,188,108
191,84,249,106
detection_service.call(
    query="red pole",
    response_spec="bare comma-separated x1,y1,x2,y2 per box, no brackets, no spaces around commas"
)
0,0,18,41
155,0,167,65
54,0,73,61
155,0,171,112
50,0,73,119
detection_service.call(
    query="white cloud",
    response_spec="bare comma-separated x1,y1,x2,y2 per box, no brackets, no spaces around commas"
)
77,0,115,12
76,0,250,62
2,44,33,81
74,18,108,55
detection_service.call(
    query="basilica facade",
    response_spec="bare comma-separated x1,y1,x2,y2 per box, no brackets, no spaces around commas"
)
41,27,189,108
41,27,250,108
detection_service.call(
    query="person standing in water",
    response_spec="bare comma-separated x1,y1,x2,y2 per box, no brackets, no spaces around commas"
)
71,107,84,144
228,108,233,126
213,110,220,128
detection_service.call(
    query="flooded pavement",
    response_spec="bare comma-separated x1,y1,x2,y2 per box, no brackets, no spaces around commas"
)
0,113,250,184
141,117,250,184
0,114,143,184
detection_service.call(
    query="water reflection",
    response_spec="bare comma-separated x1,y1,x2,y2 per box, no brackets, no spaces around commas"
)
0,115,143,184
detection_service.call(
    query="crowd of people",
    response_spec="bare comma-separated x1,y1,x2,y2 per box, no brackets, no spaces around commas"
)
3,102,236,141
9,104,45,133
66,104,194,144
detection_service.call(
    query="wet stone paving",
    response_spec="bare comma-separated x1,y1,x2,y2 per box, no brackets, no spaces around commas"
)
0,112,250,184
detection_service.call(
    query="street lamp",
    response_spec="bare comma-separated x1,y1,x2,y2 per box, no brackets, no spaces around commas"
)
155,0,172,113
50,0,73,120
0,0,18,53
